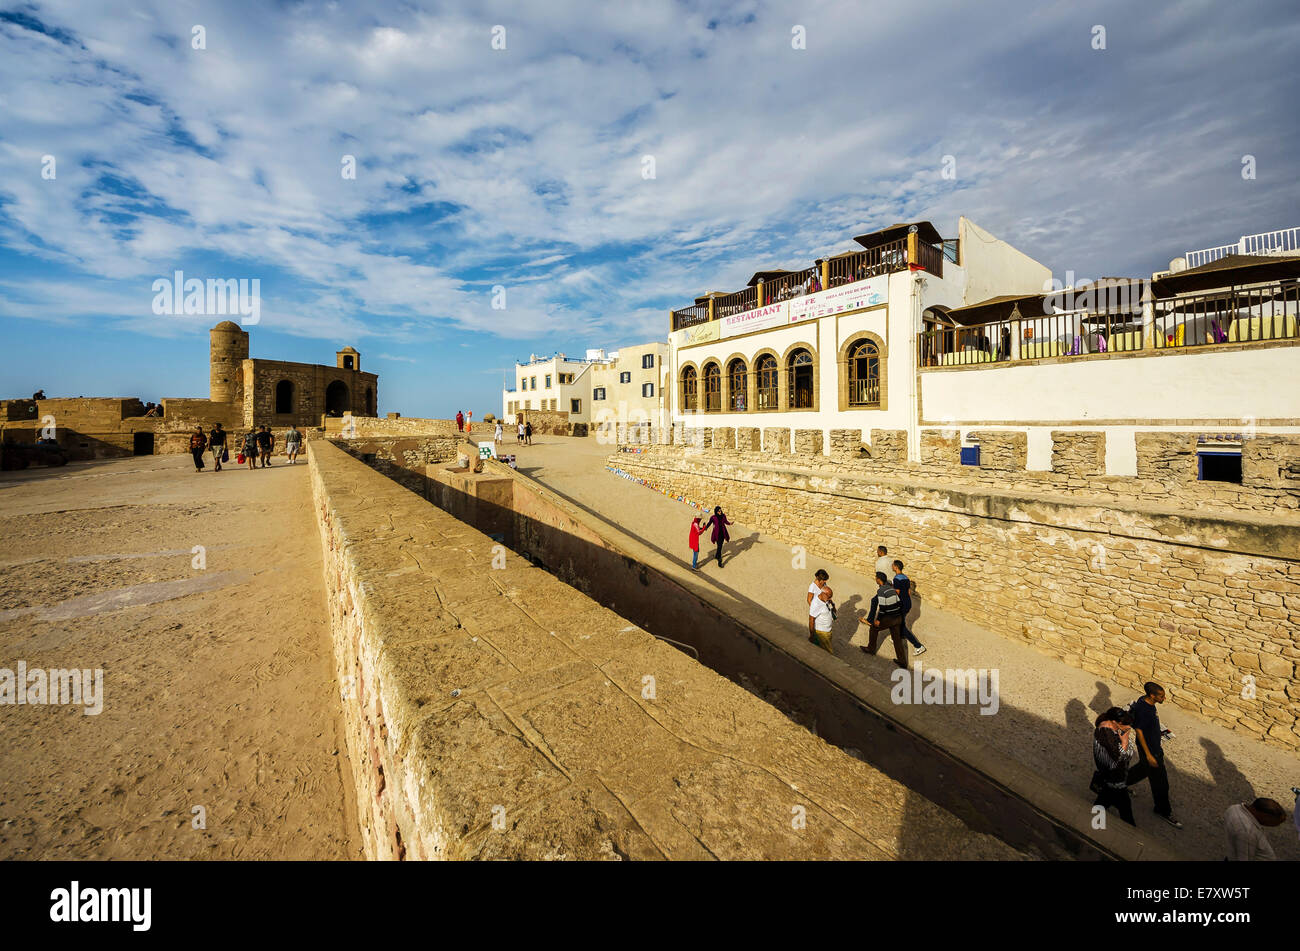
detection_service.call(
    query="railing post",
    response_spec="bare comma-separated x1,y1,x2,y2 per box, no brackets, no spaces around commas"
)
1010,304,1022,360
757,279,764,308
907,231,918,268
821,258,830,289
1140,286,1155,349
707,295,715,322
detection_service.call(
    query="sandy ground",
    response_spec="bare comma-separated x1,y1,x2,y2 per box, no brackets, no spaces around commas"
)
0,452,361,859
509,433,1300,861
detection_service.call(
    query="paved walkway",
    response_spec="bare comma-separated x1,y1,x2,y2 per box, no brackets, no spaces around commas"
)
507,433,1300,861
0,453,361,859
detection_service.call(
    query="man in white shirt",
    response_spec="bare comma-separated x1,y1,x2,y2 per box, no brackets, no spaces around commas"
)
1224,798,1286,860
807,569,833,654
874,545,893,578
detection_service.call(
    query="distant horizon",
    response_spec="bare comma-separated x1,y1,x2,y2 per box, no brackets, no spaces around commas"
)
2,2,1297,418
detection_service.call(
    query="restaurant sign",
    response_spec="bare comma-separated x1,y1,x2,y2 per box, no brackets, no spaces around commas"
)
787,274,888,324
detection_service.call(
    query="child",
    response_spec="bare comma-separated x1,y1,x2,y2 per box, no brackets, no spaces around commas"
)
688,516,703,569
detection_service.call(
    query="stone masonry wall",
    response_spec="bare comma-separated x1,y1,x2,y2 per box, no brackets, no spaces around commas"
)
307,439,1018,859
1052,432,1106,477
607,446,1300,751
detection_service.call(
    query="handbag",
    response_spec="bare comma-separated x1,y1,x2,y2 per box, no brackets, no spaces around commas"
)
221,448,229,463
236,452,246,464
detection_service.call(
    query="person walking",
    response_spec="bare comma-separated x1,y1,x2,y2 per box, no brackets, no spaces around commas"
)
688,516,703,569
256,425,274,468
1091,707,1138,826
517,419,525,444
874,545,893,578
807,569,834,653
456,410,464,432
891,559,926,656
1126,682,1183,829
285,425,302,465
494,420,503,446
1224,798,1287,860
853,571,907,667
241,428,258,470
524,420,533,445
703,505,731,567
188,426,207,472
208,423,226,472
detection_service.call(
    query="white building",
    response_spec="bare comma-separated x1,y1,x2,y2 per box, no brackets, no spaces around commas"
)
667,219,1300,475
502,342,669,432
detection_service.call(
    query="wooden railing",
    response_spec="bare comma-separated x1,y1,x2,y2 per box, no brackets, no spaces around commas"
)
920,282,1300,368
670,233,944,330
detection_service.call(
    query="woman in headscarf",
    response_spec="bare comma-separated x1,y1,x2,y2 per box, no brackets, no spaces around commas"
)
703,505,731,568
1091,706,1138,826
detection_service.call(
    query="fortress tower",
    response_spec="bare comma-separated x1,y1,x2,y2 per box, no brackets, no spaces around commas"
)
210,320,250,405
336,346,360,371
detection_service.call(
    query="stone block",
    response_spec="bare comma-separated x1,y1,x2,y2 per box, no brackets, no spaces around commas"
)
762,427,790,455
793,429,823,456
972,430,1027,471
714,427,736,451
736,427,761,453
1135,432,1198,482
920,429,960,465
1051,431,1105,477
868,430,907,463
1243,435,1300,490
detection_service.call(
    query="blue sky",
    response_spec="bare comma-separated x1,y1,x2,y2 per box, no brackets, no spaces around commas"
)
1,0,1297,418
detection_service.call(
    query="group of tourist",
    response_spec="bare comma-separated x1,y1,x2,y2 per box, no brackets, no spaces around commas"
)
515,420,533,445
802,546,926,663
454,410,472,433
188,423,302,472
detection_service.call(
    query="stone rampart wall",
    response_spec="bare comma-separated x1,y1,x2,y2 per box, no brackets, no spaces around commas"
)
607,445,1300,750
306,439,1021,859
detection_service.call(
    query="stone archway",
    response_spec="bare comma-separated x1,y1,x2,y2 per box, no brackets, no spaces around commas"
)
325,380,350,417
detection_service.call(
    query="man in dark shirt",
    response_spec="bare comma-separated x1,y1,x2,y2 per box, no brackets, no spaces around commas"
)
256,425,274,467
1127,682,1183,829
892,559,926,656
208,423,226,472
857,571,908,668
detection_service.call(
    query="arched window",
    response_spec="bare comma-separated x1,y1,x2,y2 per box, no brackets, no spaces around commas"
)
848,340,880,406
703,362,721,412
680,366,698,412
275,379,294,414
755,354,778,409
788,349,814,409
727,358,747,411
325,380,350,417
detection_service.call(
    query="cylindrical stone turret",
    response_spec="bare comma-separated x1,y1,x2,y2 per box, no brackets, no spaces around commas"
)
210,320,250,405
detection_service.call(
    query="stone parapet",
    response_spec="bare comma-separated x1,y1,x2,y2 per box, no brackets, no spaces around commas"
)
972,431,1027,472
605,446,1300,751
868,430,907,464
793,429,823,457
919,429,960,466
307,439,1022,859
762,427,790,455
1052,432,1106,477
